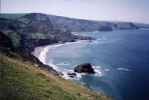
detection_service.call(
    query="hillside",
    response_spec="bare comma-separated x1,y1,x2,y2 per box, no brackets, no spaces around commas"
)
1,13,149,32
0,52,110,100
0,13,92,52
0,13,26,19
48,15,138,31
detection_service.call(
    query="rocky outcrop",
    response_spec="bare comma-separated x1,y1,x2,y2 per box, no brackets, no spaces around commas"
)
17,13,54,33
0,32,13,49
74,63,95,74
67,72,76,78
0,44,60,76
19,52,60,76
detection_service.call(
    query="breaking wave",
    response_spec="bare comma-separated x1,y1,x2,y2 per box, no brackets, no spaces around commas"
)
117,67,132,72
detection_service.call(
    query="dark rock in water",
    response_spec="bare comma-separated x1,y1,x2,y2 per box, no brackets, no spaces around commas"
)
67,72,76,78
74,63,95,74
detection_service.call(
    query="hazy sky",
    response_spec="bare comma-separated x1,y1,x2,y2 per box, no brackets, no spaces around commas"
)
1,0,149,23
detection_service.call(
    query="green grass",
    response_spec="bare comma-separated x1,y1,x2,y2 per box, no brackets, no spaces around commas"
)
0,53,110,100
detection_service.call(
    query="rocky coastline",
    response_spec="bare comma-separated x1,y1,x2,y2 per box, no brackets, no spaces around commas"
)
0,13,95,76
1,12,148,77
1,12,149,77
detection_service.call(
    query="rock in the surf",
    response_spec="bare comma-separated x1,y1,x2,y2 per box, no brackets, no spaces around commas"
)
74,63,95,74
67,72,76,78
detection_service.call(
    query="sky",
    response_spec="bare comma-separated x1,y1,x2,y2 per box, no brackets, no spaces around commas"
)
1,0,149,23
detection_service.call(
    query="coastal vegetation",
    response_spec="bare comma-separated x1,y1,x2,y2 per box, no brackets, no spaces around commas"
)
0,52,110,100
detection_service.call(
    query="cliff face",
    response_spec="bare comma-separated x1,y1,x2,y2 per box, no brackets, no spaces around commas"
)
17,13,54,33
0,32,13,49
0,13,92,52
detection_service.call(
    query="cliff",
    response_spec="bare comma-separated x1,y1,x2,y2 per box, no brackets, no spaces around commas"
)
0,13,92,52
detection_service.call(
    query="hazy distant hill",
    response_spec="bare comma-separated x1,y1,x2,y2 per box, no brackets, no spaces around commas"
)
1,13,149,32
0,13,26,19
48,15,139,31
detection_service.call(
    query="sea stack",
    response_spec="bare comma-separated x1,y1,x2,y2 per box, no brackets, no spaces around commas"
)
74,63,95,74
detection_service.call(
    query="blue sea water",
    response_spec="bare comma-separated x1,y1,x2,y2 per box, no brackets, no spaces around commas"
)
43,29,149,100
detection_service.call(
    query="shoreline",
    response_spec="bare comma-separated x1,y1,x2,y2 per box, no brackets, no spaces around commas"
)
32,40,92,79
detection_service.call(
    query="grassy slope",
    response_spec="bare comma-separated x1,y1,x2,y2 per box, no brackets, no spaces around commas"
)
0,53,110,100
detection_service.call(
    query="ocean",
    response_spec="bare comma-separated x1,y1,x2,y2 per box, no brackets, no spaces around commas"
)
33,29,149,100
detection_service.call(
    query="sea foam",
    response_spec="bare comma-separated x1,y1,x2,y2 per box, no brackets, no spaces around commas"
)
117,67,131,72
